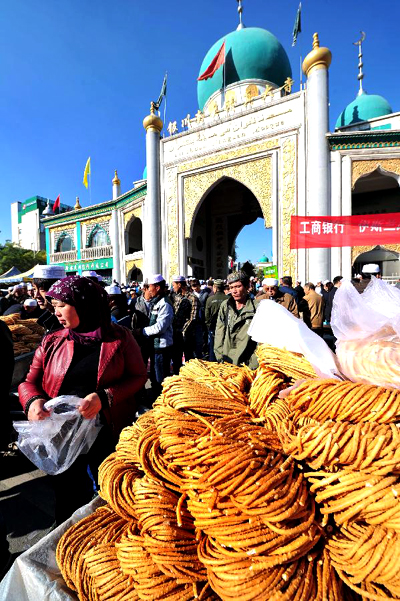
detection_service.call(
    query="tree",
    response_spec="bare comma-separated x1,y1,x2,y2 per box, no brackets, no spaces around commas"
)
241,261,256,278
0,243,46,275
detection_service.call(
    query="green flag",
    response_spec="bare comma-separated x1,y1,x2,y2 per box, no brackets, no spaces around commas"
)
154,72,167,111
292,2,302,46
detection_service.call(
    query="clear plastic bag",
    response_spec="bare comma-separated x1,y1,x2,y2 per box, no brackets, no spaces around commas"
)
331,278,400,388
13,396,103,475
248,299,340,379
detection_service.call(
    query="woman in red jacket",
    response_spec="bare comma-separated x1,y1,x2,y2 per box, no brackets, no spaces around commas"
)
18,275,147,524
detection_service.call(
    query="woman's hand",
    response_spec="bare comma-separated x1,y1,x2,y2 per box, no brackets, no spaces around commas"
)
79,393,102,419
27,399,50,421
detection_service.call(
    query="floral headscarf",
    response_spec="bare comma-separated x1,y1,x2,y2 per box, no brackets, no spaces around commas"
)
47,275,112,345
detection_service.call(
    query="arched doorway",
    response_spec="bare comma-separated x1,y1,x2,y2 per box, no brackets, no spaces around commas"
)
188,178,266,279
125,217,143,254
353,245,400,280
352,167,400,278
352,167,400,215
128,267,143,282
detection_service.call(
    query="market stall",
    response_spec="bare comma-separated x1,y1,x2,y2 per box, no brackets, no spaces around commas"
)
2,277,400,600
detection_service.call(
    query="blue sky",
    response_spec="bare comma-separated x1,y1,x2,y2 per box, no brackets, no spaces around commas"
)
1,0,399,264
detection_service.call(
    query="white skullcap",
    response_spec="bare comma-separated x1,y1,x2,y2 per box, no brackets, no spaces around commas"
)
362,263,380,274
33,264,66,279
27,283,33,289
82,270,99,278
105,285,121,295
147,274,165,285
172,275,186,282
262,278,279,286
323,279,330,285
24,299,37,307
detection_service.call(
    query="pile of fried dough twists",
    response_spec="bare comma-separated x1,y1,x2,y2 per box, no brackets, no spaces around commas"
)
0,315,44,356
56,344,400,601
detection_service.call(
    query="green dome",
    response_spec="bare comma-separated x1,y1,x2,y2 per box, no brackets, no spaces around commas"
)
142,165,147,179
259,254,269,263
197,27,292,110
336,92,392,129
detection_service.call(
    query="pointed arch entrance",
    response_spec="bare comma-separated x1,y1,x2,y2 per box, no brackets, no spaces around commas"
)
188,177,267,279
351,163,400,278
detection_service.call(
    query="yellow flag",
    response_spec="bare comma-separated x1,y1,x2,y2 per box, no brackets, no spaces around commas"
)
83,157,91,188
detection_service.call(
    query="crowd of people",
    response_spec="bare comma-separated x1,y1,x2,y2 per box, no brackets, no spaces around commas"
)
1,265,349,406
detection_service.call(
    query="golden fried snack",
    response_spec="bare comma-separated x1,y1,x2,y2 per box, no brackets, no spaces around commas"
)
179,358,253,393
248,368,288,417
327,522,400,595
116,529,205,600
98,452,141,520
279,420,400,474
198,534,319,600
288,379,400,424
160,376,250,417
337,334,400,389
116,412,156,465
132,475,206,582
306,470,400,531
80,542,138,601
256,344,317,381
136,420,182,491
56,505,128,592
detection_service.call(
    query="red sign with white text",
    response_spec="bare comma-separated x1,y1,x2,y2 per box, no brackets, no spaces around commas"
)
290,213,400,249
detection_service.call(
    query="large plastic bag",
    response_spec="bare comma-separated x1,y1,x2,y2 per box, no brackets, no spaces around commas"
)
248,299,340,379
331,278,400,388
13,396,103,475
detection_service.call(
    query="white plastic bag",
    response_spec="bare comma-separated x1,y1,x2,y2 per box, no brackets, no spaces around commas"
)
331,278,400,388
248,299,340,379
13,396,103,475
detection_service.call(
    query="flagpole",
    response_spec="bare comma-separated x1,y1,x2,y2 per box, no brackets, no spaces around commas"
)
89,164,92,206
163,95,167,137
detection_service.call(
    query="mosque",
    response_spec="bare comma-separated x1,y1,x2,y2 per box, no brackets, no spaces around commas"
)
41,3,400,284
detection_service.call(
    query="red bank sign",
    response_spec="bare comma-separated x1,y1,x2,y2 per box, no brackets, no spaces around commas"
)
290,213,400,249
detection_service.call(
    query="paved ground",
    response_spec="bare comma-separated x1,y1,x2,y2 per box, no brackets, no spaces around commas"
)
0,450,55,566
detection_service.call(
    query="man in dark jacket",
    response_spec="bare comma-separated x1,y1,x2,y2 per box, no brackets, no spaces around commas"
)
324,276,342,323
171,276,199,374
205,279,226,361
214,271,258,369
279,276,299,305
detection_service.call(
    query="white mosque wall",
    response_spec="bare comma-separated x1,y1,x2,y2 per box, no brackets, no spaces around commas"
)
161,90,306,281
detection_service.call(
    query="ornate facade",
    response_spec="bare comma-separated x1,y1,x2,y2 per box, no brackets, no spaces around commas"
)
42,19,400,284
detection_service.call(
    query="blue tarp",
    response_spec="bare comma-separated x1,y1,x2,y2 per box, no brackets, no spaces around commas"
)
0,265,36,283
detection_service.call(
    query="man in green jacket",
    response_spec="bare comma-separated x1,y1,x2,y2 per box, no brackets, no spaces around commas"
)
214,271,258,369
205,279,226,361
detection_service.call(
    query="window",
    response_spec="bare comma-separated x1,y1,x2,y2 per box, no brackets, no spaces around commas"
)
90,228,108,247
58,235,73,252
